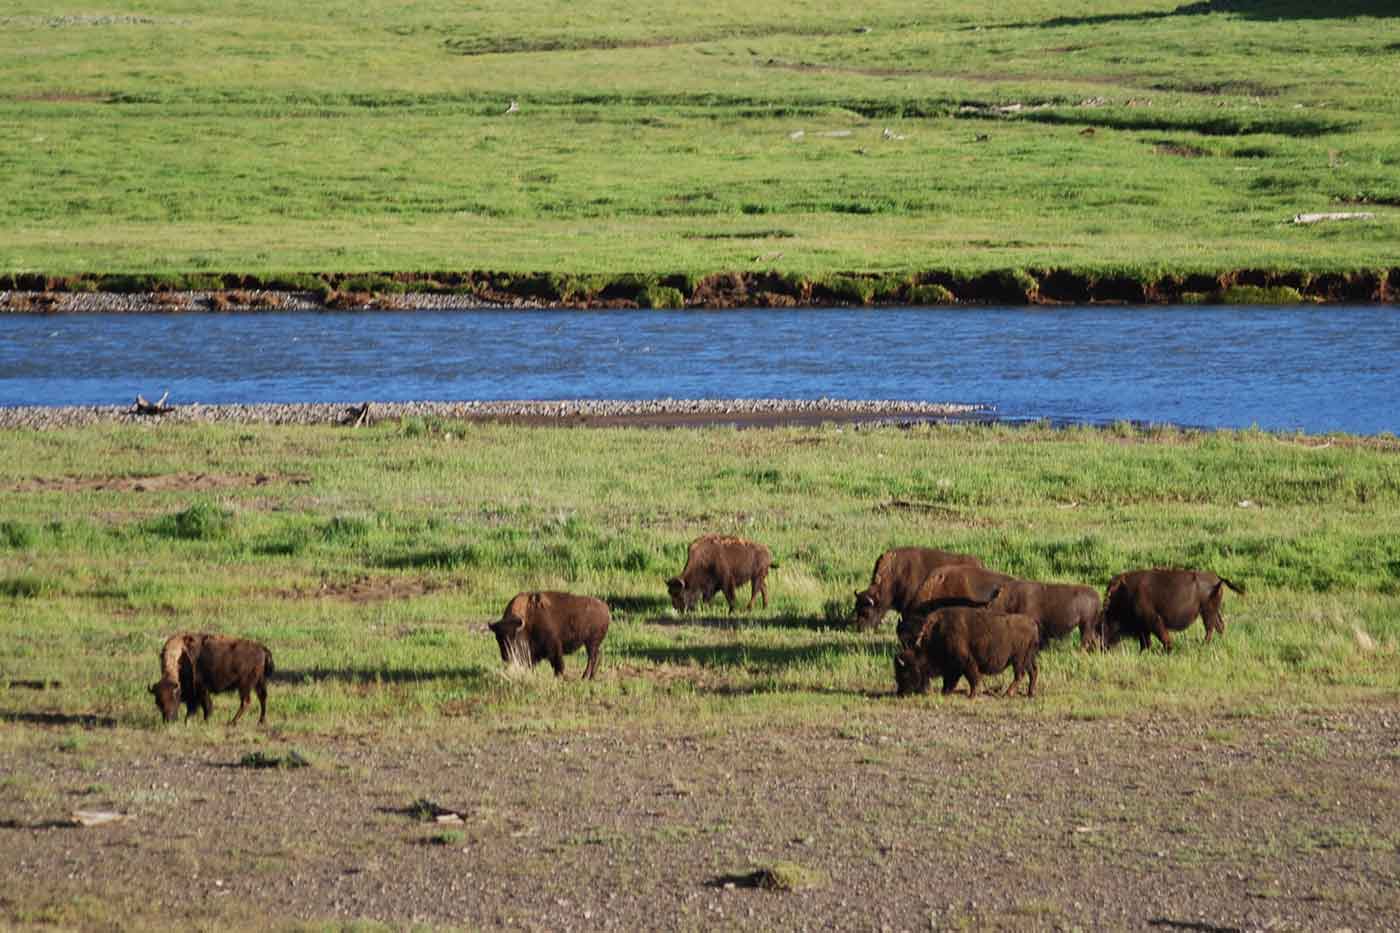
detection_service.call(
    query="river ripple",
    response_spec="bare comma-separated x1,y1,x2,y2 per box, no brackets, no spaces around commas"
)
0,306,1395,434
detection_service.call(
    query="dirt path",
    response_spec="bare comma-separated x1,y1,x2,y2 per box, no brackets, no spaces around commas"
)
3,704,1397,930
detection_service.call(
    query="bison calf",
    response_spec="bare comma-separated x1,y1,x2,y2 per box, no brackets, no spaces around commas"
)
490,591,611,679
150,632,274,726
667,534,772,614
894,607,1040,699
1100,568,1246,651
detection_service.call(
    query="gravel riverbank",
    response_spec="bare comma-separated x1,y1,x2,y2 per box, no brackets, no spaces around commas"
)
0,398,990,430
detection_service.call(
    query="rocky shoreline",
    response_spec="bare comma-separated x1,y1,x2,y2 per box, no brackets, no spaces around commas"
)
0,398,991,431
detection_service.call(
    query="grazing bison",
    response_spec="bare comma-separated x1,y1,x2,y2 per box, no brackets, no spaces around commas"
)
667,534,772,614
490,591,611,679
894,607,1040,698
908,565,1101,649
852,546,984,632
150,632,274,726
1099,569,1246,651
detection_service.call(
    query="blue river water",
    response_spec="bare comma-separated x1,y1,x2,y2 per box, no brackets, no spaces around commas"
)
0,306,1396,434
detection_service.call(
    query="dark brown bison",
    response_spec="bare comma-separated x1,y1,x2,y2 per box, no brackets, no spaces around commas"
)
894,607,1040,698
908,565,1101,649
852,546,983,632
1099,569,1246,651
489,591,611,679
667,534,772,614
149,632,274,726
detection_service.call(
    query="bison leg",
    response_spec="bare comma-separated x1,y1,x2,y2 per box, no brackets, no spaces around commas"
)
1003,666,1024,697
256,680,268,725
582,641,603,680
965,666,982,699
723,583,738,613
747,573,769,611
199,689,214,721
1202,603,1226,641
1149,614,1176,651
230,689,251,726
1026,655,1038,698
941,672,960,695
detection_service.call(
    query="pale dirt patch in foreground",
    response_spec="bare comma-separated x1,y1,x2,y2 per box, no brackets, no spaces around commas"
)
2,704,1398,930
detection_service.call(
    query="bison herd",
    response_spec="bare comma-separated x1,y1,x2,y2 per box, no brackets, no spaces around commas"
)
150,535,1244,724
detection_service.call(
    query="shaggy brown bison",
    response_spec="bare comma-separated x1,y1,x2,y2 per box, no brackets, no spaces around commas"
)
1099,568,1246,651
667,534,772,614
908,565,1101,649
852,546,983,632
894,607,1040,698
490,591,611,679
149,632,274,726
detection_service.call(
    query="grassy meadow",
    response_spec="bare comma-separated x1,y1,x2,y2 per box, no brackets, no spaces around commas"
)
2,420,1397,740
1,0,1398,278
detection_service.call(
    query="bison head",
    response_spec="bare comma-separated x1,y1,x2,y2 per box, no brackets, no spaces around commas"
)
666,577,698,613
852,589,885,631
489,615,532,667
1096,613,1126,651
149,678,181,722
893,648,932,696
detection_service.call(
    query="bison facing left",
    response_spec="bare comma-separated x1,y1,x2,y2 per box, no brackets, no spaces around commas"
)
150,632,274,726
667,534,772,614
894,607,1040,699
490,591,611,679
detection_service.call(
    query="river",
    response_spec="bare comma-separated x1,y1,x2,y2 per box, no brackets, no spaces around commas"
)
1,306,1395,434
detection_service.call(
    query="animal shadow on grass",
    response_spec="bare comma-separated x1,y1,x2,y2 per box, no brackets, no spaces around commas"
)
998,0,1394,30
1147,919,1243,933
646,611,840,631
1,711,118,728
625,640,889,699
603,594,672,617
270,665,493,688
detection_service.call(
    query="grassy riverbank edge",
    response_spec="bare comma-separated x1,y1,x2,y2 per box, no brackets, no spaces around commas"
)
3,264,1399,312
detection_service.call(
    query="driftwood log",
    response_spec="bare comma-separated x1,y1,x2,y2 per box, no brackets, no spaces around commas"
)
343,402,372,427
133,391,173,415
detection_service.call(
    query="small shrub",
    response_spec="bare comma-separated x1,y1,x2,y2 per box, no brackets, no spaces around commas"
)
639,285,684,309
238,750,311,769
0,520,39,550
824,275,876,305
152,501,235,541
1217,285,1303,305
429,830,466,846
908,283,956,305
0,575,55,598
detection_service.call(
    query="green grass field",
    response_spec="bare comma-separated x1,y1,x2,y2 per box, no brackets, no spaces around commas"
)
2,1,1398,280
3,420,1397,736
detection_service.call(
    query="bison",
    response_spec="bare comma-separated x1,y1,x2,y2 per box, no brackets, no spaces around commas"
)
150,632,274,726
852,546,983,632
1099,568,1246,651
667,534,772,614
489,591,611,679
907,565,1101,649
894,607,1040,698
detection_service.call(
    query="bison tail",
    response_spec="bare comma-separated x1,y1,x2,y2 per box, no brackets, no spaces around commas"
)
264,648,275,677
1218,576,1246,596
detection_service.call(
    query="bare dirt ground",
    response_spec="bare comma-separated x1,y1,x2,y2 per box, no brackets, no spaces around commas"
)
3,703,1397,931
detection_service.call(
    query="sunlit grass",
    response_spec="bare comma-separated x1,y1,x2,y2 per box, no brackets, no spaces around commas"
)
1,420,1397,736
0,1,1396,276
